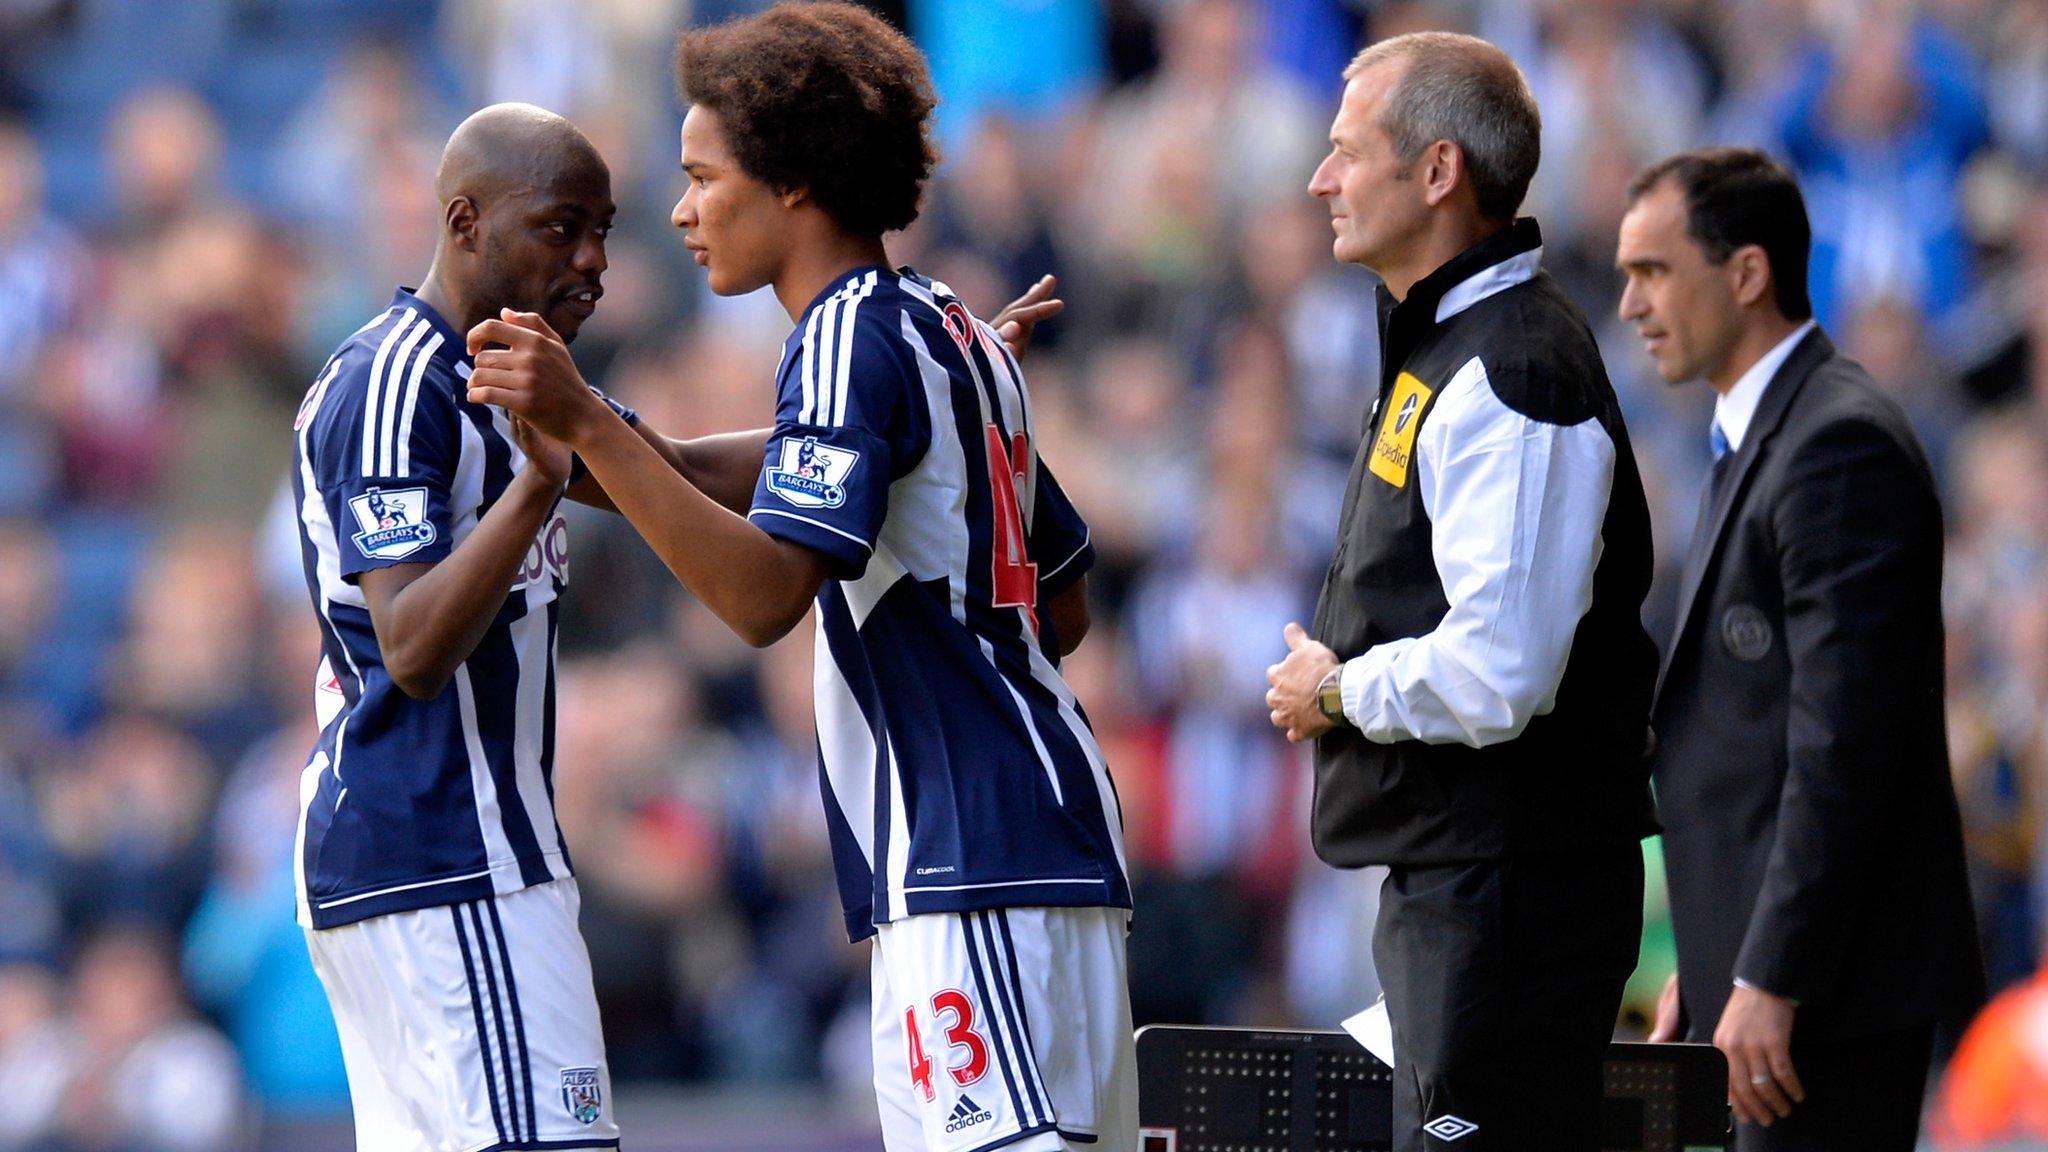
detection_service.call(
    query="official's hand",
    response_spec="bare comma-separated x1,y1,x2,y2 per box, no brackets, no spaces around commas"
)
1714,983,1804,1127
1648,972,1683,1043
510,415,572,491
466,309,607,447
1265,622,1340,742
991,275,1063,360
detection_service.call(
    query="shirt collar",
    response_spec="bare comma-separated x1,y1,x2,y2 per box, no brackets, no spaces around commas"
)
1380,217,1545,327
1714,320,1817,451
1434,246,1542,323
796,264,893,322
391,287,472,366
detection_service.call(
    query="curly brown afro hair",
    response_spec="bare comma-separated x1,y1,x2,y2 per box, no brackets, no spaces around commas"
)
676,2,939,237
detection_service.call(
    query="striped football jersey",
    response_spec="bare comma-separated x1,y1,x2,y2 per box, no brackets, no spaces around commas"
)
748,266,1130,940
290,288,625,930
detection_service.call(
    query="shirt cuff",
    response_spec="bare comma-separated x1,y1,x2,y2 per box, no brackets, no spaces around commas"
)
1733,976,1800,1007
1337,653,1396,744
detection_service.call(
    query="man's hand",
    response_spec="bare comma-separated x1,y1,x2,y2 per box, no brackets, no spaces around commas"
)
510,415,572,490
991,275,1063,360
1714,983,1805,1127
1266,621,1341,742
1648,972,1683,1042
466,309,609,447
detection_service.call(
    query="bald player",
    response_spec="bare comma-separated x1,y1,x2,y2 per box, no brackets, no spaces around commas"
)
288,103,630,1152
290,105,1061,1152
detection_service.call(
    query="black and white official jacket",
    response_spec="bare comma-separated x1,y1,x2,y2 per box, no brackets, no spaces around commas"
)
1309,219,1660,867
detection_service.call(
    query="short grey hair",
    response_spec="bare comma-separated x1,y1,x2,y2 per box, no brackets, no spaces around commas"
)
1345,31,1541,222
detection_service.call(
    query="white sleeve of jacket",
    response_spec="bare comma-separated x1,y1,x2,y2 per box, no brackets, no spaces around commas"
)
1338,356,1615,747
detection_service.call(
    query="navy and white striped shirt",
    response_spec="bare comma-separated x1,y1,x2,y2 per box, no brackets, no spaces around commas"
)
748,266,1131,940
290,288,621,930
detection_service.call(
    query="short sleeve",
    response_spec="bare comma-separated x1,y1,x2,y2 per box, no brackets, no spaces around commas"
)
748,307,920,580
309,353,463,581
1030,457,1094,599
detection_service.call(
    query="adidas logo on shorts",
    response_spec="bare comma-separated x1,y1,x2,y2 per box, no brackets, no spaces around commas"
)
945,1093,993,1133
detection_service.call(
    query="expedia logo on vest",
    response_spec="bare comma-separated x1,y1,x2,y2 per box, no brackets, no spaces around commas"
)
1369,373,1434,488
945,1093,993,1133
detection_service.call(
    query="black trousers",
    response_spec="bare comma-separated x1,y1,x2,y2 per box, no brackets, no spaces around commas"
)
1731,1024,1933,1152
1374,847,1643,1152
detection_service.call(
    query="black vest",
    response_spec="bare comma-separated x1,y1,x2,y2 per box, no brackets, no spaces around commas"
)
1310,221,1660,867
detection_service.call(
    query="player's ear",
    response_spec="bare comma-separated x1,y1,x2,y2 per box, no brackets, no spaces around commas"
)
1421,140,1463,209
1728,244,1773,310
447,196,481,252
778,183,810,211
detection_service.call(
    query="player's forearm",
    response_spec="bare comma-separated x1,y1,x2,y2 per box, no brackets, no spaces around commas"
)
568,425,768,516
571,416,819,646
667,427,770,514
379,469,561,697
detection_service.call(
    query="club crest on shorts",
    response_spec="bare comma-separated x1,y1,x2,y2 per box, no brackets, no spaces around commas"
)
766,435,860,509
560,1067,602,1125
347,486,435,561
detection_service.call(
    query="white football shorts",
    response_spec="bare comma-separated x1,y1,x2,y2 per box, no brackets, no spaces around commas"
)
305,877,619,1152
871,905,1138,1152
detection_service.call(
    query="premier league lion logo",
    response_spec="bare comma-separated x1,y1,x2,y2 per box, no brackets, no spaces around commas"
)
347,486,436,560
765,435,860,509
366,487,409,529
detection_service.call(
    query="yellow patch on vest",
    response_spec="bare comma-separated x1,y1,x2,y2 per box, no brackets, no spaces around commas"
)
1368,372,1434,487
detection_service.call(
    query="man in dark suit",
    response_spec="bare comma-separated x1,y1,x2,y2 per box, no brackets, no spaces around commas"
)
1616,147,1985,1150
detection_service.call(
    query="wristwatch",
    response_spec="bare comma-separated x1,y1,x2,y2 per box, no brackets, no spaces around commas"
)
1315,667,1346,725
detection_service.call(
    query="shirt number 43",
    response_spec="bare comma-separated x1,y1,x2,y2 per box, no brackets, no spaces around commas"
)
906,989,991,1101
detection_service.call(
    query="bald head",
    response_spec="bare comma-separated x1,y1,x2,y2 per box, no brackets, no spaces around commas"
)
435,102,607,209
421,103,614,343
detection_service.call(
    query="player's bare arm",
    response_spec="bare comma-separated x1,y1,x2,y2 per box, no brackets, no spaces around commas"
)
468,309,827,646
564,424,766,515
562,276,1061,517
1046,578,1090,658
357,418,569,699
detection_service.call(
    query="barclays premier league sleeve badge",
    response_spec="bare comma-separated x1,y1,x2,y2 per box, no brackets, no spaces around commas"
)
765,435,860,509
347,486,437,561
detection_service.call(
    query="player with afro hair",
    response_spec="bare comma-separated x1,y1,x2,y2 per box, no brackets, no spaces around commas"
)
468,5,1136,1150
675,1,938,238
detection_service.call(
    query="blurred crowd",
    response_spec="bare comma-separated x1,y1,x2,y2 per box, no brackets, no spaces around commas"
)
3,0,2048,1146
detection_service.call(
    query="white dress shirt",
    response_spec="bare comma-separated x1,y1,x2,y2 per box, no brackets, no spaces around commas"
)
1713,320,1817,452
1337,251,1619,748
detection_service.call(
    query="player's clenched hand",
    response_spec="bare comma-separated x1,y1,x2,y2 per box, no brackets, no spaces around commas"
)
992,275,1063,361
466,309,608,447
1266,621,1340,743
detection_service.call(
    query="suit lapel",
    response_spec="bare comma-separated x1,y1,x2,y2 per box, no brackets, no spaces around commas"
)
1659,329,1836,690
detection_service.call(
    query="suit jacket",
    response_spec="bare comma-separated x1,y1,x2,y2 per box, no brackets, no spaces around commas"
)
1652,328,1984,1043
